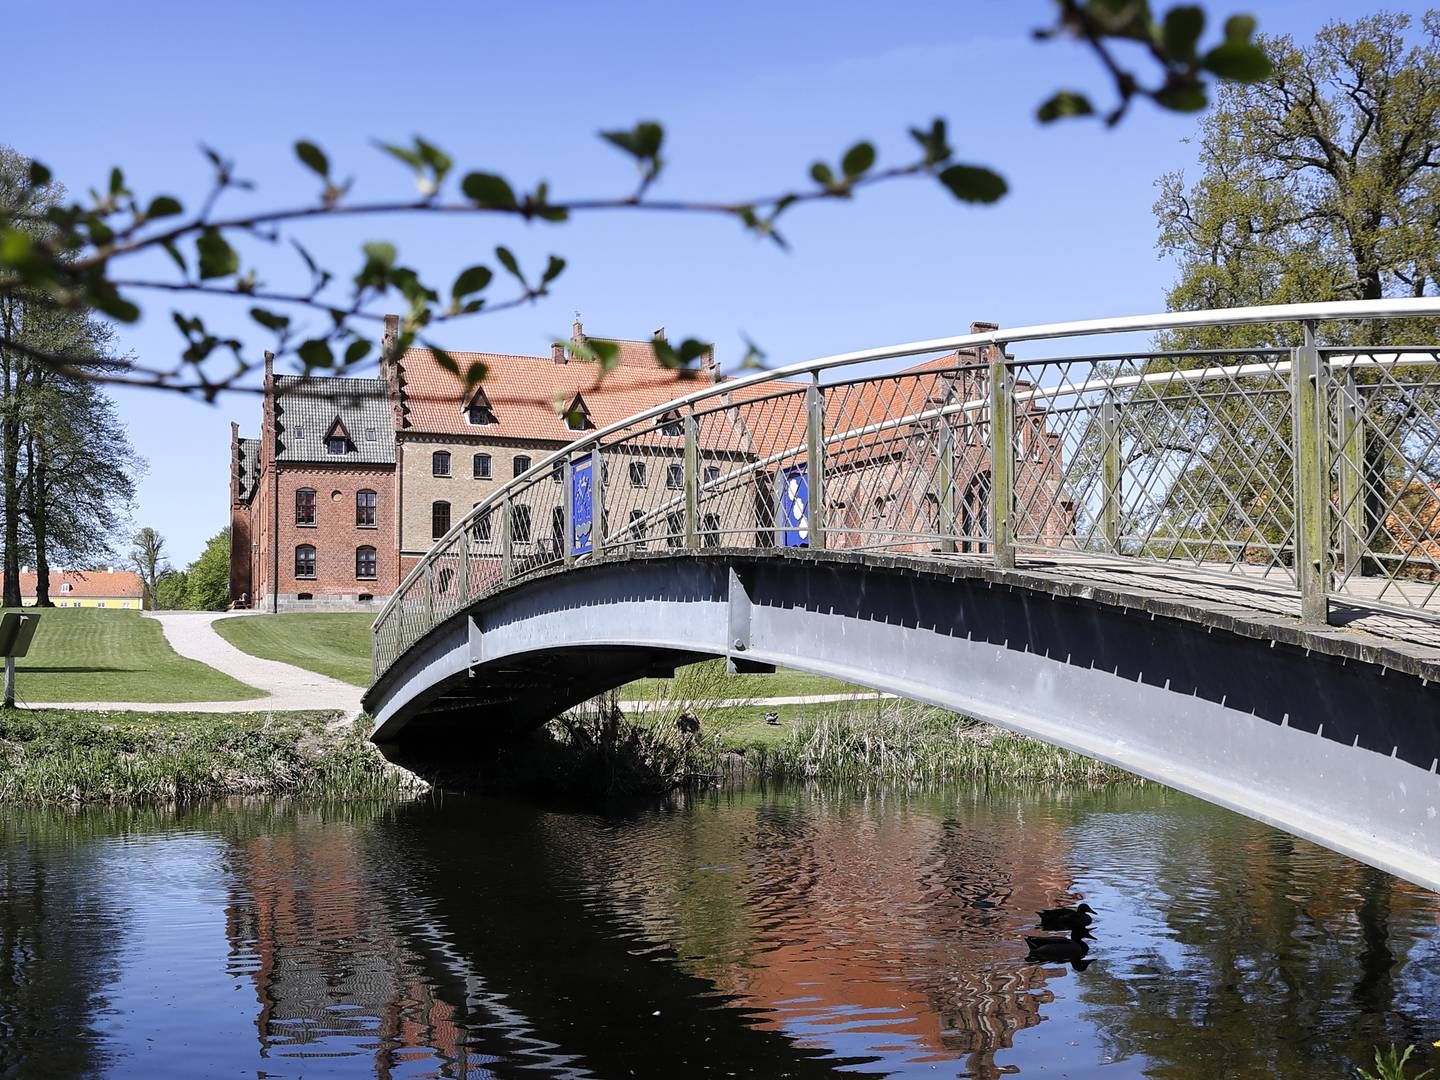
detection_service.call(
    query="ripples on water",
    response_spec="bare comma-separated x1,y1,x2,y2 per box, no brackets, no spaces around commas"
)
0,787,1436,1078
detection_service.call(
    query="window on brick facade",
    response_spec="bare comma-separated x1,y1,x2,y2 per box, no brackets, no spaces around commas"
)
355,545,377,579
432,451,451,477
511,504,532,542
296,488,316,525
356,489,377,526
466,387,496,426
665,463,684,490
474,509,492,541
513,455,531,477
295,544,316,578
325,416,353,455
432,500,451,539
473,453,491,479
666,512,684,547
703,465,720,485
629,510,647,541
702,513,721,547
629,461,646,487
551,462,563,485
551,506,565,552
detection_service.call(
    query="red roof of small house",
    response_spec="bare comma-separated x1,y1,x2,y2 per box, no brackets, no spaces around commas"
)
21,570,145,598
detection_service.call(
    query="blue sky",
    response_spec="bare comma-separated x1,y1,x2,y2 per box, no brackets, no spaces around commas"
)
6,0,1400,563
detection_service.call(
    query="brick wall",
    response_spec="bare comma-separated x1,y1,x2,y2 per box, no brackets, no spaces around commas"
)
268,463,398,608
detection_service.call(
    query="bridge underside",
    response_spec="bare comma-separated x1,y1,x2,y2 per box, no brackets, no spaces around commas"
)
364,550,1440,893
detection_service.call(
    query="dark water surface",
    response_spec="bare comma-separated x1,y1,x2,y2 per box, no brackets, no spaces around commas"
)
1,786,1437,1079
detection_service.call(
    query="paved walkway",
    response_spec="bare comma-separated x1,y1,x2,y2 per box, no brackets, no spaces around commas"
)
28,611,363,718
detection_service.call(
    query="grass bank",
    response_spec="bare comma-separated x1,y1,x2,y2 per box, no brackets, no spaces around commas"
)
0,708,422,803
12,608,258,703
213,613,374,687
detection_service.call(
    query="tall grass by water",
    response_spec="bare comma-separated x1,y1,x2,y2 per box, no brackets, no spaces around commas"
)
0,708,423,803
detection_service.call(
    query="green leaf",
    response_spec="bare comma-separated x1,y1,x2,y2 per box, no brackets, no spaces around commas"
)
196,228,239,279
463,360,488,388
295,140,329,178
344,338,373,366
413,137,453,181
1154,80,1209,111
377,142,424,170
600,121,664,161
1161,5,1205,61
541,255,565,285
495,245,522,282
430,344,459,376
1036,91,1095,122
90,290,139,323
841,141,876,180
145,195,183,220
810,162,836,188
297,338,335,368
362,241,397,267
1223,14,1257,41
451,264,493,300
936,164,1008,203
249,307,291,332
1201,41,1272,82
109,167,125,196
590,339,620,373
27,160,51,187
461,172,517,208
908,118,952,165
160,240,187,275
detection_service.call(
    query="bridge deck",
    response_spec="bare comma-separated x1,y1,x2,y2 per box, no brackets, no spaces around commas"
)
996,550,1440,655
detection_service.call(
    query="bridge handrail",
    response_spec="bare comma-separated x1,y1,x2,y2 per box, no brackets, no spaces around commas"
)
373,299,1440,678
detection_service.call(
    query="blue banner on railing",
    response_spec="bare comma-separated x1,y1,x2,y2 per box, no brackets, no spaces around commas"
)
778,464,809,547
571,456,594,556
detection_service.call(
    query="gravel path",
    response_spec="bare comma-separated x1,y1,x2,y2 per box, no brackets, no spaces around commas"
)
29,611,363,718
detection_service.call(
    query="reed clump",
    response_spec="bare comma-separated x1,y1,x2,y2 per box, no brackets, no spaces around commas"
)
0,708,423,804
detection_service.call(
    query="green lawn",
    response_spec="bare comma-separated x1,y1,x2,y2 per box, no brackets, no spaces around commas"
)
213,612,376,687
10,608,259,703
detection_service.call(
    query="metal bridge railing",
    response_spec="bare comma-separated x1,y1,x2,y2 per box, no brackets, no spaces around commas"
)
372,299,1440,679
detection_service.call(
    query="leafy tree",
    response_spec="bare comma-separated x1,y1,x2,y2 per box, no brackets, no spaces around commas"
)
1155,10,1440,342
0,2,1272,396
128,527,166,607
184,528,230,611
152,568,189,611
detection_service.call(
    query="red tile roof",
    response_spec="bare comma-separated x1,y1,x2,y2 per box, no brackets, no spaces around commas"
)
21,570,144,598
392,338,717,443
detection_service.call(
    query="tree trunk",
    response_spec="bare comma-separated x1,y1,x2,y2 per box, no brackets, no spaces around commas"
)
24,365,49,606
0,309,21,609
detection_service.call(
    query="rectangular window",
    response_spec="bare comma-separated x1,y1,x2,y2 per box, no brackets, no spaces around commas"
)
327,436,348,455
433,451,451,477
356,490,377,527
432,501,451,540
552,463,564,485
629,510,647,540
474,510,492,541
703,465,720,485
513,455,531,478
665,463,684,490
629,461,646,487
473,453,491,479
296,488,316,525
511,504,533,542
666,512,684,547
295,545,316,578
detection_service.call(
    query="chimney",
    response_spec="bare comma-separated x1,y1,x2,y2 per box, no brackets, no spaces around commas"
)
653,326,665,341
263,350,274,380
551,342,567,364
969,320,998,335
382,313,400,359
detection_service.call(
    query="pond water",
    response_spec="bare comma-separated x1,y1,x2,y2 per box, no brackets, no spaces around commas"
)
1,785,1437,1079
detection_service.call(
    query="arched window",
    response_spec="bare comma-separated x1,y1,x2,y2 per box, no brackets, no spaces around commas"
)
628,510,647,541
513,454,531,478
473,452,491,479
295,544,316,578
432,500,451,539
432,450,451,477
474,509,493,541
666,512,684,548
355,545,377,579
355,489,377,527
295,488,316,525
665,463,684,490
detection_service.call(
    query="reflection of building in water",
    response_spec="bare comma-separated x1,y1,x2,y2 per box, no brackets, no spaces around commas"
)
223,826,468,1078
588,793,1081,1080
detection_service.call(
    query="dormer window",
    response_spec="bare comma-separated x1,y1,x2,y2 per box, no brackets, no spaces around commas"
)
324,416,353,455
659,409,683,437
563,393,593,432
466,386,496,426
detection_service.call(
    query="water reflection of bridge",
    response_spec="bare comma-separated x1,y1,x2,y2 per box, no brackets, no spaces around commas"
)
367,300,1440,893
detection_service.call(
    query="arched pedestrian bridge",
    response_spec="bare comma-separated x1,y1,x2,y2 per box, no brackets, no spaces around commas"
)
364,300,1440,893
